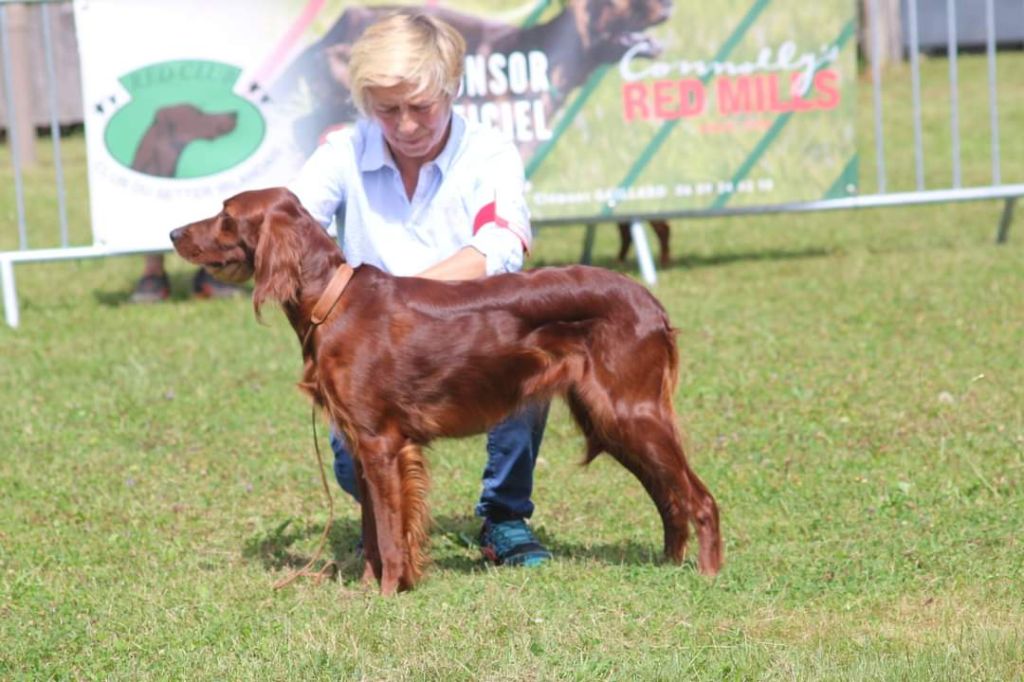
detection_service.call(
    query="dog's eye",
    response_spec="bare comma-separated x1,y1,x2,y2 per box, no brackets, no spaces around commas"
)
217,215,238,237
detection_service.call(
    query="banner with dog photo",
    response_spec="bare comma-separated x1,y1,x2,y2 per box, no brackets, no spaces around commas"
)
77,0,857,250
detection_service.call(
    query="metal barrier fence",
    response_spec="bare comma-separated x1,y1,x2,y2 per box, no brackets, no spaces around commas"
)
1,0,1021,327
1,0,168,328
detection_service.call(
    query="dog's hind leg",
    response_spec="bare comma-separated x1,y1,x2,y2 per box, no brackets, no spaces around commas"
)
571,383,722,575
613,417,722,575
565,382,694,557
616,222,633,262
666,436,722,576
650,220,671,267
607,421,691,559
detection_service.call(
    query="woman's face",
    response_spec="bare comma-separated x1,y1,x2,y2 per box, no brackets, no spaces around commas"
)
367,82,452,166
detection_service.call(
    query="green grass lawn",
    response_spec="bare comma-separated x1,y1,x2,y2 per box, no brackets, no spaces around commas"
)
1,54,1022,679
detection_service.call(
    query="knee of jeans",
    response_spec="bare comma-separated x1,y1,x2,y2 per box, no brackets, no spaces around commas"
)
329,432,360,500
329,430,346,456
333,456,360,501
489,417,546,459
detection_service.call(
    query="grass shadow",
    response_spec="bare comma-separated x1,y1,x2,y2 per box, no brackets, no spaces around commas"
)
242,516,362,583
242,514,482,584
243,512,692,588
671,246,833,270
429,515,687,570
92,269,252,306
542,536,699,571
533,245,833,272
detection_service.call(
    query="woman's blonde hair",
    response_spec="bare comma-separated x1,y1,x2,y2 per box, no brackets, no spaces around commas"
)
349,10,466,115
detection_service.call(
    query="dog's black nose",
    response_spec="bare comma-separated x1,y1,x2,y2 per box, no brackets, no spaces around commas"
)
169,227,185,243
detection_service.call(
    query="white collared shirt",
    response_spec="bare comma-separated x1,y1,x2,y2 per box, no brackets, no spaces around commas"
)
288,112,531,276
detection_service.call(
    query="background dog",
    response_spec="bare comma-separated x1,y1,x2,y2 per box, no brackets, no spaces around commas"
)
617,219,671,267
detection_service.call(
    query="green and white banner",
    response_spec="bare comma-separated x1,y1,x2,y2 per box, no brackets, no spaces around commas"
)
76,0,857,251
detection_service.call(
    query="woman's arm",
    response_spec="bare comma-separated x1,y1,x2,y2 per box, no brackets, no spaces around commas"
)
287,132,353,228
416,246,487,280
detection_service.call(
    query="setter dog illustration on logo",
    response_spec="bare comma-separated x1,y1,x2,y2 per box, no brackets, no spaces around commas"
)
130,104,237,177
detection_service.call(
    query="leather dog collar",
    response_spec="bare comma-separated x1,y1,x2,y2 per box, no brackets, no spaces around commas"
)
310,263,355,326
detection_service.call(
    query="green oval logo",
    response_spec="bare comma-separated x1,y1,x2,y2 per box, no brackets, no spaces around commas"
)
104,60,264,178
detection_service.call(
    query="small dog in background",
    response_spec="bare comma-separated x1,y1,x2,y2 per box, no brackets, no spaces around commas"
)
617,219,671,267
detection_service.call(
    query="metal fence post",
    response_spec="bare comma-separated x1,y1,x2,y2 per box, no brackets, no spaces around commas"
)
0,3,30,250
946,0,962,188
3,2,35,166
580,224,596,265
996,198,1016,244
41,3,70,247
0,255,19,328
868,0,887,193
630,220,657,286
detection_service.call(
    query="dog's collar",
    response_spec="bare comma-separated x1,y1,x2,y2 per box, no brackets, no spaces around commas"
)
310,263,355,326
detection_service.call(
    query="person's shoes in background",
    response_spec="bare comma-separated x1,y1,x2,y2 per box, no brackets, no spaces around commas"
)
128,273,170,303
479,518,551,567
192,268,245,299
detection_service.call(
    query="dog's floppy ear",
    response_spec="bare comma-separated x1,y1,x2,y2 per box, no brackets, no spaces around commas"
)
252,205,302,319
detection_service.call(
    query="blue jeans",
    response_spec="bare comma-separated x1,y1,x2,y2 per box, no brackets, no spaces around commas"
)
330,402,549,521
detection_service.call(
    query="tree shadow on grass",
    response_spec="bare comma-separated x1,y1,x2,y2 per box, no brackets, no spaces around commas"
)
532,245,832,273
242,513,693,586
670,246,832,270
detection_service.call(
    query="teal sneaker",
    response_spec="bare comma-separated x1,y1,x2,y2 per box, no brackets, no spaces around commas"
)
479,519,551,567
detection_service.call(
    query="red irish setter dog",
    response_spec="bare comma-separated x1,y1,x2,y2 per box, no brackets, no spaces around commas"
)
170,187,721,595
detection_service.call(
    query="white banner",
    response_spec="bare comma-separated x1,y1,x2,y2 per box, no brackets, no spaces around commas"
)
76,0,315,250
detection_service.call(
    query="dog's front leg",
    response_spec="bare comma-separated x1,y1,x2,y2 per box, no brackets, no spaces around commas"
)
356,431,408,596
353,458,381,586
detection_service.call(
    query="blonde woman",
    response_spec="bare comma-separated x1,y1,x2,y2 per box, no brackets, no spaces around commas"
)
289,10,550,567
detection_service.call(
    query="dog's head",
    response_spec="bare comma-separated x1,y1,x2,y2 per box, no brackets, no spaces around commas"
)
170,187,311,316
578,0,673,60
